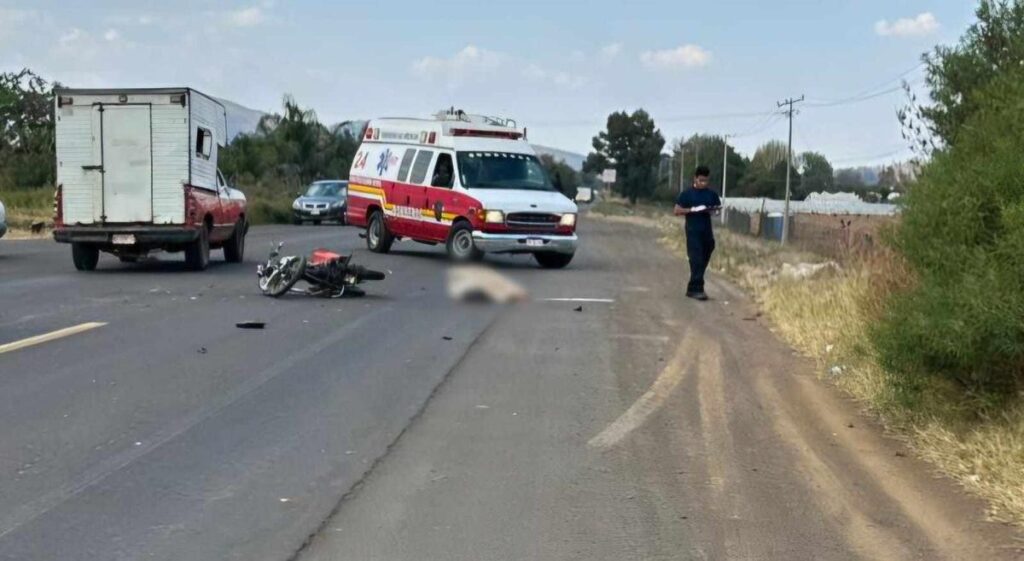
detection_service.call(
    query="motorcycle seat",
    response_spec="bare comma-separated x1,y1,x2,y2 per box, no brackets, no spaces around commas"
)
309,248,344,265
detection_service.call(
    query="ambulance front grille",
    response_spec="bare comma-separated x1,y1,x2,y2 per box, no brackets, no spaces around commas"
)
505,212,560,231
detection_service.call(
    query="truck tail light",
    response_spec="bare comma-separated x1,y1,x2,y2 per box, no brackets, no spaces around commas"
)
184,185,197,222
53,185,63,224
428,132,436,144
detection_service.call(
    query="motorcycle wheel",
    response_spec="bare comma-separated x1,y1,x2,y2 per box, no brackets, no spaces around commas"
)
259,256,307,297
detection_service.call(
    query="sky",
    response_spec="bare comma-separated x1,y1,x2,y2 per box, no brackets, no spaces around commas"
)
0,1,979,167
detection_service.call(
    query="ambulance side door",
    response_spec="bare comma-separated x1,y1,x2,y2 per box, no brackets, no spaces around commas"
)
421,151,457,242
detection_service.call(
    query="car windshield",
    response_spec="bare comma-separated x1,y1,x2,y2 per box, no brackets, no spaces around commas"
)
456,152,554,191
304,182,345,197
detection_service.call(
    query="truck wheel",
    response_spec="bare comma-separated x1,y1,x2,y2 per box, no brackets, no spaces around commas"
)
366,210,393,253
534,251,574,269
185,226,210,271
71,243,99,271
224,220,246,263
312,219,321,226
446,222,482,262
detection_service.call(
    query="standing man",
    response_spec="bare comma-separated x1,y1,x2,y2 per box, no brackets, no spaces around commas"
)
673,166,721,300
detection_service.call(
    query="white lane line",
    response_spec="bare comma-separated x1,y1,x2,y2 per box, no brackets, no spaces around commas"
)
0,322,107,355
588,330,696,450
542,298,615,303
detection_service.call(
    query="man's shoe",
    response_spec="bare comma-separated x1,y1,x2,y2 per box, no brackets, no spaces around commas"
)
692,292,709,301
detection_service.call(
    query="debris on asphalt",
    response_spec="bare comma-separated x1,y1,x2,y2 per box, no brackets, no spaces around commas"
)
442,335,453,341
236,321,266,329
446,264,527,303
197,347,207,355
279,498,290,503
574,305,583,312
475,405,490,409
846,423,855,428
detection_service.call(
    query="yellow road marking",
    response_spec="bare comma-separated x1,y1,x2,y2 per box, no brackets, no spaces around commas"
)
0,322,107,355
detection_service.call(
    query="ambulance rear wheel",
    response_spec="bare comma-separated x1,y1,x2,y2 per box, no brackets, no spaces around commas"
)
446,222,482,262
367,210,393,253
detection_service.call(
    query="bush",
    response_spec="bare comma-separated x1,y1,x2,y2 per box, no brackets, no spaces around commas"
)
872,68,1024,395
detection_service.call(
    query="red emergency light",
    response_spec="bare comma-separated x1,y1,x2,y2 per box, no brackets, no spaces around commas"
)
450,128,523,140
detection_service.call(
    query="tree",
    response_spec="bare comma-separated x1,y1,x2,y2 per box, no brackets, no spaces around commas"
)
834,168,866,191
220,95,360,189
671,134,747,195
736,140,797,198
901,0,1024,152
586,109,665,203
873,65,1024,395
539,154,579,198
0,68,60,188
796,151,834,198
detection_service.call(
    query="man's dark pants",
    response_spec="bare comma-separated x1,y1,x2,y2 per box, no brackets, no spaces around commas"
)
686,229,715,294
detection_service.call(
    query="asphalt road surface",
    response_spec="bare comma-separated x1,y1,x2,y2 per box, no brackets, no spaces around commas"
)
0,218,1020,560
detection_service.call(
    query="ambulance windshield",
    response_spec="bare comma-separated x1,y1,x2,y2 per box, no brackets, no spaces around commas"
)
456,152,554,191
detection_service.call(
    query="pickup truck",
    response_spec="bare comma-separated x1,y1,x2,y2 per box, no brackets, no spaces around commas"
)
53,87,247,271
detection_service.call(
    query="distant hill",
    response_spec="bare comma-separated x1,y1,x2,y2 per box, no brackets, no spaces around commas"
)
216,98,266,140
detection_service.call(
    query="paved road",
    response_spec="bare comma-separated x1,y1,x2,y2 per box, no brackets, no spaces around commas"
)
0,219,1019,560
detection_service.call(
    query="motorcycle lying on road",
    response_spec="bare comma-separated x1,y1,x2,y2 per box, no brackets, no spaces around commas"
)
257,244,386,298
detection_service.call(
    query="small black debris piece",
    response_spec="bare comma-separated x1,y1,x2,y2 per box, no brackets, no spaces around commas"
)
574,305,583,312
197,347,207,355
442,336,453,341
236,321,266,329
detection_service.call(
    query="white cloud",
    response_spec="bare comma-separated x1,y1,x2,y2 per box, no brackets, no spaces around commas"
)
875,13,939,37
412,45,503,79
138,15,154,25
58,28,84,46
553,71,587,90
569,50,586,63
601,43,623,57
522,63,547,81
226,6,265,27
639,45,711,69
104,29,120,42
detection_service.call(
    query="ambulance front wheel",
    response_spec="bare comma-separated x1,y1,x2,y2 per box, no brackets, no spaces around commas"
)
367,210,394,253
447,222,483,262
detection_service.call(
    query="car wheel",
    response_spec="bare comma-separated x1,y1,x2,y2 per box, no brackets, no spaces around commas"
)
224,220,246,263
534,251,574,269
446,222,482,262
185,226,210,271
366,210,393,253
292,217,302,226
71,243,99,271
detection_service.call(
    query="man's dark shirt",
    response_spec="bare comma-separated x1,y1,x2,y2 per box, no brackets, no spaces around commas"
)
676,187,721,235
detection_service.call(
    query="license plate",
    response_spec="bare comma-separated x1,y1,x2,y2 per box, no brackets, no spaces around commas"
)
526,239,544,247
310,210,321,216
112,234,136,245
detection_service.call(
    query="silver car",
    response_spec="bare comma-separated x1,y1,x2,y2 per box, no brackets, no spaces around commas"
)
0,200,6,239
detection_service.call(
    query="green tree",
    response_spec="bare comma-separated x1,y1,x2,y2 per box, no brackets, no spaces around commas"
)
587,109,665,203
796,151,834,198
737,140,797,198
901,0,1024,151
873,65,1024,395
671,134,747,196
834,168,866,191
0,69,59,189
538,154,580,198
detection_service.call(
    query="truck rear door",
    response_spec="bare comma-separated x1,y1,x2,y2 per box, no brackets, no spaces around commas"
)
96,104,153,223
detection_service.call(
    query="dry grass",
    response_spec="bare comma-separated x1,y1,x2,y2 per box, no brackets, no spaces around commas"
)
592,198,1024,526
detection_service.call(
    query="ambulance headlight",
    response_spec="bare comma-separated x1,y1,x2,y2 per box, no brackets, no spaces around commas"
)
559,213,577,227
484,210,505,224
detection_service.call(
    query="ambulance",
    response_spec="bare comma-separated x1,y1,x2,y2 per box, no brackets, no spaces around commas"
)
346,110,578,268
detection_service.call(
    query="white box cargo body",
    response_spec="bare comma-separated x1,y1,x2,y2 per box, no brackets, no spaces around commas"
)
55,88,227,225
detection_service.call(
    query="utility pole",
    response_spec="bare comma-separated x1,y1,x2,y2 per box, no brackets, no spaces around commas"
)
678,143,686,193
777,95,804,245
720,134,729,225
